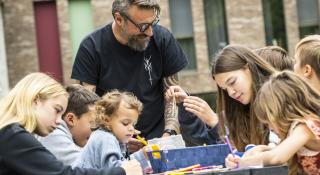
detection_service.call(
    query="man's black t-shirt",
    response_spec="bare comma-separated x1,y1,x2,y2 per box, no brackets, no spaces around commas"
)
71,23,188,139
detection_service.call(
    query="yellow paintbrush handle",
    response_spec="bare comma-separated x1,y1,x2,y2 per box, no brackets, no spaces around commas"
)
136,135,148,146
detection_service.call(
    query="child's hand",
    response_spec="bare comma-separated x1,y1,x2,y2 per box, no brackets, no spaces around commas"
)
183,96,218,127
225,154,241,169
165,85,188,104
128,138,144,153
121,159,143,175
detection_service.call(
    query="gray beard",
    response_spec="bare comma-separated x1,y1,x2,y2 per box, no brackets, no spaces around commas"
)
120,28,150,51
127,35,150,51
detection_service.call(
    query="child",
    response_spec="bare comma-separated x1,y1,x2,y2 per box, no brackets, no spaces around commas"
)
166,45,277,151
73,90,149,172
254,45,293,71
294,34,320,93
39,84,100,165
227,71,320,175
0,72,142,175
254,45,292,145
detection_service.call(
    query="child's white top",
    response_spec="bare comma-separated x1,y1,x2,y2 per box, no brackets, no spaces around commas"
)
38,120,82,165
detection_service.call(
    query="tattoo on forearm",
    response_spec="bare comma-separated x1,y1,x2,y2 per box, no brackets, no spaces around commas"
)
163,73,179,91
163,73,180,132
164,100,179,130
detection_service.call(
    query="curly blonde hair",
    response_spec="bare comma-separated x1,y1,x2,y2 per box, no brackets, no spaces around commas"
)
93,90,143,131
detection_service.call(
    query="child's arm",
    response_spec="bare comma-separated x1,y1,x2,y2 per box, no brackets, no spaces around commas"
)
239,124,314,166
38,125,81,165
73,131,124,169
130,147,149,170
225,145,272,169
242,145,273,157
178,104,221,145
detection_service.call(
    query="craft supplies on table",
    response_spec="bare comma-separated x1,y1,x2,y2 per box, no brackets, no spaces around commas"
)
147,143,230,173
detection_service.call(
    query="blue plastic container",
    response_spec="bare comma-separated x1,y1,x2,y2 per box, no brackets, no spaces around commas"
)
146,144,230,173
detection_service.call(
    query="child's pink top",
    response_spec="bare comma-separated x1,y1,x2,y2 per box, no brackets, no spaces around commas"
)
288,117,320,175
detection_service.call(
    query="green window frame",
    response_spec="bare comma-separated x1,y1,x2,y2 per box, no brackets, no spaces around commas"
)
69,0,94,59
262,0,288,49
203,0,228,61
297,0,320,38
169,0,197,70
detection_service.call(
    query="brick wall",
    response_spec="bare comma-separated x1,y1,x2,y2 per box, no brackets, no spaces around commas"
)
2,0,302,93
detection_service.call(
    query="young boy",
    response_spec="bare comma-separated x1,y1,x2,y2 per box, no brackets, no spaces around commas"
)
294,34,320,93
39,84,100,165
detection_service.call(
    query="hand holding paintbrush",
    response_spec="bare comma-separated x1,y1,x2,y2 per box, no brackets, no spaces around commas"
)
127,130,144,153
221,110,240,169
136,135,148,146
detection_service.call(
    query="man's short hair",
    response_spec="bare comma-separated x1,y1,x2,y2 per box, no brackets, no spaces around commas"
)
112,0,160,18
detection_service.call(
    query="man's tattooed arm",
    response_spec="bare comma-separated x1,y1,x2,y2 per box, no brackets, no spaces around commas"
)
162,73,180,136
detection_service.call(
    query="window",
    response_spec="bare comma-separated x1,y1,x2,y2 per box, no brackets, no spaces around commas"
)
262,0,287,49
69,0,94,59
203,0,228,60
0,3,9,97
169,0,197,70
297,0,319,38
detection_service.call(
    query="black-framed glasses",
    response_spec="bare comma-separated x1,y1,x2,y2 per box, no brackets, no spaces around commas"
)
121,13,160,33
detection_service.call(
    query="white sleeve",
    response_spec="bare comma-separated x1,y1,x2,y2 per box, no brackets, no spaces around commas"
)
38,126,81,165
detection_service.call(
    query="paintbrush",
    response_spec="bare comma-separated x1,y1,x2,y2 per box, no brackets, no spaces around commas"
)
136,135,148,146
221,110,235,157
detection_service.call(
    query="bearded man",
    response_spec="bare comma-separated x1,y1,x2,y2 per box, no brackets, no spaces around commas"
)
71,0,188,147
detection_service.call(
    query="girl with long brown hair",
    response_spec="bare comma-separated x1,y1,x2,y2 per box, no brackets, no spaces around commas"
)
166,44,277,151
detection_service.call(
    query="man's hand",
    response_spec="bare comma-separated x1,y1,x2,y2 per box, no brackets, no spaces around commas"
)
165,85,188,104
